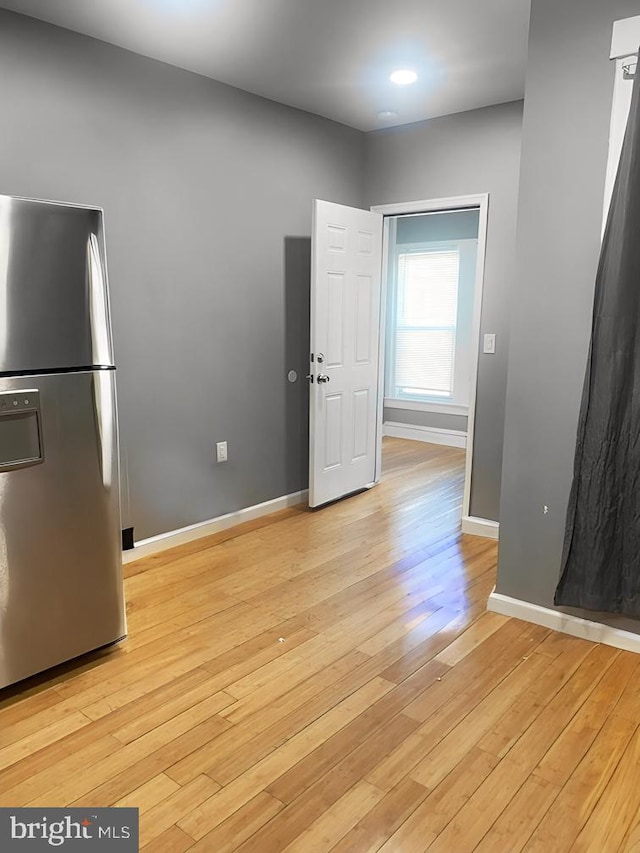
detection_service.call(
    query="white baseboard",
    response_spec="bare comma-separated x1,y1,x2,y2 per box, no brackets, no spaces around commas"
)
123,489,308,563
461,515,499,539
487,590,640,654
383,421,467,448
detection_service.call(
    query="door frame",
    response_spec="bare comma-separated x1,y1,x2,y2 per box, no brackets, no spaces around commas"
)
604,16,640,231
370,193,489,522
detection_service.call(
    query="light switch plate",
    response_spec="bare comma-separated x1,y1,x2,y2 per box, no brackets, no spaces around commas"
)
483,333,496,354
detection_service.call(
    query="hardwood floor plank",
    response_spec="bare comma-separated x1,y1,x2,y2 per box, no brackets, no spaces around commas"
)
622,819,640,852
330,777,430,853
218,651,439,796
0,710,92,772
81,666,213,722
503,643,619,775
434,610,509,666
198,626,318,684
140,824,195,853
383,600,540,688
0,691,68,742
221,632,359,706
377,747,499,852
523,713,638,852
0,736,123,806
231,714,420,853
533,651,638,787
365,622,548,792
266,661,447,805
402,618,548,718
114,773,181,812
176,677,395,840
0,439,632,851
410,652,551,790
0,664,219,796
477,637,593,758
0,682,65,721
112,687,235,744
139,775,220,847
569,727,640,852
21,709,231,807
188,792,285,853
473,774,559,853
425,756,531,852
53,632,231,707
70,716,231,809
282,781,385,852
426,644,621,852
165,649,370,787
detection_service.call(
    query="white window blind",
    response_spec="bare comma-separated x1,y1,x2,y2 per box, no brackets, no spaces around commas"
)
393,249,460,398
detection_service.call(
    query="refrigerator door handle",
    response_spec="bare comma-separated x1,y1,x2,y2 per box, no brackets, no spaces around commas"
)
88,232,114,367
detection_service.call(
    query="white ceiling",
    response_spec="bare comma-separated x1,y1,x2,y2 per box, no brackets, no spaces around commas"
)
0,0,531,131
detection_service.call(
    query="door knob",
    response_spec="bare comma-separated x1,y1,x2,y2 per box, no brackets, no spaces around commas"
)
317,374,330,383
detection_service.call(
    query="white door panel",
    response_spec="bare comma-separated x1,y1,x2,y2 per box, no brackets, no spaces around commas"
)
309,200,383,507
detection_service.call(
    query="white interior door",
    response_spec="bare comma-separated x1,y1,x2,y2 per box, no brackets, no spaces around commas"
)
309,199,383,508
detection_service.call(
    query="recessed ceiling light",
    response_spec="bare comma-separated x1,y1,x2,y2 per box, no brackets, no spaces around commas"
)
390,69,418,85
378,111,399,122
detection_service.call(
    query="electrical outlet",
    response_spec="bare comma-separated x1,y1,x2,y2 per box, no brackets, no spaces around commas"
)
216,441,228,463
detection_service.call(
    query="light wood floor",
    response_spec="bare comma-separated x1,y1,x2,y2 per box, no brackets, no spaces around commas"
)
1,438,639,851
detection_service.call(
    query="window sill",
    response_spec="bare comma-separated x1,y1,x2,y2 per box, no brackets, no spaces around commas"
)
384,398,469,417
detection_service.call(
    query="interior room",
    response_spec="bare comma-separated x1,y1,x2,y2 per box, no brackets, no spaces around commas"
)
1,0,640,849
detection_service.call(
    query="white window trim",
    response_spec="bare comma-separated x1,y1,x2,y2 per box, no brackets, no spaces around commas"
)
386,238,475,408
371,194,489,521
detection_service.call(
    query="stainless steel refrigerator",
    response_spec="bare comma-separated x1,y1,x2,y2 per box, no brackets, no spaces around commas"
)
0,194,126,689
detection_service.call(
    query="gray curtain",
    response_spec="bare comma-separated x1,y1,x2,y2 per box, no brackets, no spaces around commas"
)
555,61,640,617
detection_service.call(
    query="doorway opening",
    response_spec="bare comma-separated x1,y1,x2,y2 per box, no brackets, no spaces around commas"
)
372,195,489,528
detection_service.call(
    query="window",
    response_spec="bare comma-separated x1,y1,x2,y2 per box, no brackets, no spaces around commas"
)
394,247,460,399
385,210,479,409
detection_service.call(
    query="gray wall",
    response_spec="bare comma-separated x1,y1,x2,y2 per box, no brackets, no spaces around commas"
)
365,101,524,521
396,210,480,243
0,10,365,540
383,407,467,433
497,0,640,632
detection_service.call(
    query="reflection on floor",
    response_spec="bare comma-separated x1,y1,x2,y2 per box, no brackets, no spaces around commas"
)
0,438,637,851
